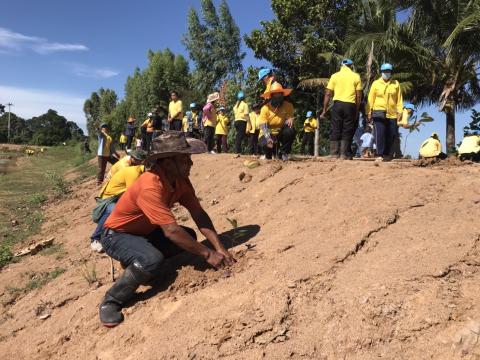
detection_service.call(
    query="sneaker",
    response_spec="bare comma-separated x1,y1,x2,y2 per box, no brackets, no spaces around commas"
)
259,155,267,160
90,240,104,253
281,153,289,162
210,151,216,154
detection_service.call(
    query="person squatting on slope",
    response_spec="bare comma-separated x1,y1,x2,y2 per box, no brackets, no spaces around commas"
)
104,148,147,183
300,111,318,156
98,132,236,327
458,133,480,161
258,83,296,161
90,156,147,253
419,132,446,160
97,123,120,186
322,59,363,159
366,63,404,161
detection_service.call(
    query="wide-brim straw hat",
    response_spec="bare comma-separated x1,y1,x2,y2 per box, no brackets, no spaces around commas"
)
127,117,136,123
263,82,293,99
147,131,207,162
207,92,220,103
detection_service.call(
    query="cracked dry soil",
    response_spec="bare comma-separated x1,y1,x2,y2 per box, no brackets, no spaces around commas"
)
0,155,480,359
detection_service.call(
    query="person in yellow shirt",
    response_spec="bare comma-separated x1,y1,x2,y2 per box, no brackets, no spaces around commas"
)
97,123,120,186
301,111,318,156
247,103,262,155
233,91,250,154
141,113,155,151
366,63,404,161
90,165,146,252
419,133,445,159
391,103,415,159
104,149,147,182
215,107,230,153
458,133,480,161
203,92,219,153
168,91,183,131
321,59,363,159
119,133,127,151
258,83,295,161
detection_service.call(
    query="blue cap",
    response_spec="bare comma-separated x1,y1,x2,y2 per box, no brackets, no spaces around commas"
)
190,103,196,109
258,68,271,81
342,59,353,66
381,63,393,71
306,111,313,117
404,103,415,111
237,91,245,100
100,123,108,128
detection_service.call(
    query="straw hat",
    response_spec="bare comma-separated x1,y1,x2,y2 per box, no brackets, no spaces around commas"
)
206,92,220,103
147,131,207,162
263,82,293,99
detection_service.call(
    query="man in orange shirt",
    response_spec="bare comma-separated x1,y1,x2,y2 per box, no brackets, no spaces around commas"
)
99,132,235,327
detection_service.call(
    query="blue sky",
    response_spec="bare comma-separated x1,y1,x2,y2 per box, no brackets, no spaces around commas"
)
0,0,474,155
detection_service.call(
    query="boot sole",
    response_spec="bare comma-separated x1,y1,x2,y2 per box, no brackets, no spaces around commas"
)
102,321,121,328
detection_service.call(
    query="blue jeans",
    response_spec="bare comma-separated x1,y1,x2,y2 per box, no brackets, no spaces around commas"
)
100,226,196,275
90,203,116,242
373,117,398,157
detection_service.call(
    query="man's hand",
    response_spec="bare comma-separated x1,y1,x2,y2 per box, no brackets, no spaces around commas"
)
216,248,236,266
285,118,294,128
320,111,326,119
205,249,235,269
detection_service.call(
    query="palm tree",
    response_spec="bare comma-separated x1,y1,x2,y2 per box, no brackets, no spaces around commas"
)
399,0,480,153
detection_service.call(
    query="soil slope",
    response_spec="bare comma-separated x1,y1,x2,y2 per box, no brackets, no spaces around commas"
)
1,155,480,359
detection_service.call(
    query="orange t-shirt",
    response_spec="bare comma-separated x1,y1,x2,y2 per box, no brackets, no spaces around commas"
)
104,168,201,235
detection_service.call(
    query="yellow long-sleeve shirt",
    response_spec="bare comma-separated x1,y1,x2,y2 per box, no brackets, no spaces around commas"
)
259,101,294,137
247,111,260,134
303,118,318,133
366,78,404,120
215,113,230,135
99,165,145,199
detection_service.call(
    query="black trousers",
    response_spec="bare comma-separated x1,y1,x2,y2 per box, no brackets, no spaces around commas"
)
100,226,196,275
216,134,228,153
170,119,183,131
301,132,315,155
250,130,260,155
373,117,398,157
234,121,247,154
330,101,357,142
126,135,134,150
259,126,296,159
204,126,215,152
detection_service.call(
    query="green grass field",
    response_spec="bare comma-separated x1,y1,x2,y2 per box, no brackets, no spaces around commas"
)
0,143,95,267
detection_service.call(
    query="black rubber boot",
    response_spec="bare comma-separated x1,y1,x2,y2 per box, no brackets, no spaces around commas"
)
340,140,352,160
328,141,340,158
99,261,152,327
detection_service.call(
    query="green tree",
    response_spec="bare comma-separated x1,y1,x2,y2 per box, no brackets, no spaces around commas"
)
463,109,480,135
0,113,28,143
83,88,117,136
28,109,82,146
183,0,245,96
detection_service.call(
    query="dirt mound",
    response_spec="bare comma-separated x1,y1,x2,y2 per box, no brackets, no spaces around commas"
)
1,155,480,359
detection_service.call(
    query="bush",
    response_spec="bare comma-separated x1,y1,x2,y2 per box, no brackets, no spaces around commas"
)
28,192,48,205
45,171,69,196
0,245,13,269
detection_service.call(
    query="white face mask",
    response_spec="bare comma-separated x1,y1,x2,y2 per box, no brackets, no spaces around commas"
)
382,72,392,80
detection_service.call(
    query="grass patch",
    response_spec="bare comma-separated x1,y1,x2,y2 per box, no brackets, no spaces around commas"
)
6,267,66,297
80,261,98,285
39,243,66,260
0,143,93,269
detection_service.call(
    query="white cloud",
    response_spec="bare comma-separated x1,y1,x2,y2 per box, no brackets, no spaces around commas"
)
0,85,87,132
67,63,119,79
0,27,88,54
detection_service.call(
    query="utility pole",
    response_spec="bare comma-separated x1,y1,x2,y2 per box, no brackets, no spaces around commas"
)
7,102,13,143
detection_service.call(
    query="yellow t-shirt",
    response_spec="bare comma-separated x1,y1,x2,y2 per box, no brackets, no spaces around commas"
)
169,100,183,120
458,135,480,154
303,118,318,133
119,134,127,144
419,138,442,158
215,114,230,135
98,130,113,157
142,119,154,133
247,111,260,134
105,155,131,181
100,165,145,199
326,66,363,104
366,78,404,119
233,101,249,121
259,101,294,137
399,108,412,126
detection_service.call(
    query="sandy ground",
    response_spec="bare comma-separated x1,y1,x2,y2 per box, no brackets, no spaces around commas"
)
1,155,480,359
